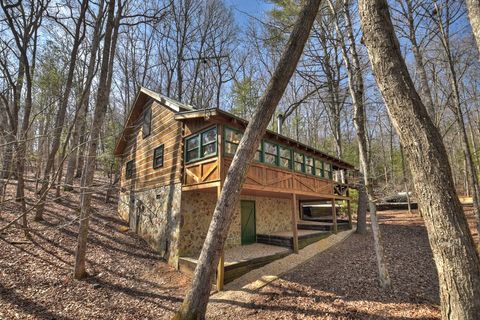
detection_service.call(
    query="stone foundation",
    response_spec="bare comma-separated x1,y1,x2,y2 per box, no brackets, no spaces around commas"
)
179,192,292,257
118,183,182,266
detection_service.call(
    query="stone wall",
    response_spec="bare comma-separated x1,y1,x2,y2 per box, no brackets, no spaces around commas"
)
117,183,182,267
179,192,292,257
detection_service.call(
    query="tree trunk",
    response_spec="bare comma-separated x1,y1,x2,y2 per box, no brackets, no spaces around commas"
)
356,179,368,234
400,145,412,214
173,0,322,318
466,0,480,54
359,0,480,318
73,0,119,280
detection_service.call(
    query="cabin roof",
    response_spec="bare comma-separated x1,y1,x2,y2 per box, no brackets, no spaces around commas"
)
114,87,194,155
174,108,355,170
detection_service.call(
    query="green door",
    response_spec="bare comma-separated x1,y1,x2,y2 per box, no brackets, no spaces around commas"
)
241,201,256,245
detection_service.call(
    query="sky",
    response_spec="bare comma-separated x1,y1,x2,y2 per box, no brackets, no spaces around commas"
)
224,0,272,28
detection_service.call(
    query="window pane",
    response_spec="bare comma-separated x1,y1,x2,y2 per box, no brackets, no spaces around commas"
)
202,143,216,157
294,152,303,163
225,142,238,154
324,162,331,171
226,128,242,144
187,149,199,161
264,154,276,164
187,136,199,150
305,166,314,175
263,141,276,155
202,128,217,144
305,156,313,166
279,147,290,158
143,106,151,138
153,145,163,168
294,162,303,172
280,158,290,168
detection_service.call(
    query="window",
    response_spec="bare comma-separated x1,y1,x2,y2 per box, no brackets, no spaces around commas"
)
225,127,243,154
126,160,134,179
142,105,152,138
263,141,278,165
279,146,292,169
254,143,263,162
315,159,324,177
294,152,304,172
324,162,332,179
305,156,314,175
153,145,164,168
185,126,217,163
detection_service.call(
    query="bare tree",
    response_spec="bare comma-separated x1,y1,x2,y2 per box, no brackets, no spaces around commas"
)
359,0,480,318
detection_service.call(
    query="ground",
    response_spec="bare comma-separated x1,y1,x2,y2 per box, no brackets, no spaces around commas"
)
0,180,478,319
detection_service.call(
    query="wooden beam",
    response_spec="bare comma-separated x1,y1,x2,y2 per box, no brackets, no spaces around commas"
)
291,193,299,253
332,198,338,234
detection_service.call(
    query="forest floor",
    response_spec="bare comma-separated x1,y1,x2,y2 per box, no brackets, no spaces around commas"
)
0,179,478,320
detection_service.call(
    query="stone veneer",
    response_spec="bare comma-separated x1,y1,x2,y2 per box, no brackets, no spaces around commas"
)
118,183,182,266
179,192,292,257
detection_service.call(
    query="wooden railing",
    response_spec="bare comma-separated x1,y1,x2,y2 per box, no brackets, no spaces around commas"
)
183,157,220,186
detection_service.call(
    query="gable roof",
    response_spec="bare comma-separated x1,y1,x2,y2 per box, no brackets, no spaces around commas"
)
174,108,355,170
113,87,194,155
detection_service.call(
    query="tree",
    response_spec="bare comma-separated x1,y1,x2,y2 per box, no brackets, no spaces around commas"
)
73,0,120,279
359,0,480,318
326,0,390,288
173,0,322,318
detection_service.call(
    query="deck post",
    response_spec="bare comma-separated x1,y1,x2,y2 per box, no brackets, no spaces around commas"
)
216,182,225,291
346,189,352,229
331,198,338,234
291,193,299,253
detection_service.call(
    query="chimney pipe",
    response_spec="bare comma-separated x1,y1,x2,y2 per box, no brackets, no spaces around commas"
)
277,113,283,135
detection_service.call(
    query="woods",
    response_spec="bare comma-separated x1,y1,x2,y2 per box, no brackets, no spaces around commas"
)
1,0,480,319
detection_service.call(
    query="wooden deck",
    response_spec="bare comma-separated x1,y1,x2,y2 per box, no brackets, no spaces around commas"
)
297,219,350,231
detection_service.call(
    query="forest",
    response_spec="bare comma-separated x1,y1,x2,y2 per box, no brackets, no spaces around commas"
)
1,0,480,319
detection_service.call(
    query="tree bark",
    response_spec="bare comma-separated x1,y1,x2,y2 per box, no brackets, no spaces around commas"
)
173,0,322,318
73,0,119,279
466,0,480,54
359,0,480,318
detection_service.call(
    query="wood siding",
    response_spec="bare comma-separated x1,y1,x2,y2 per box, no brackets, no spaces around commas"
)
119,101,184,192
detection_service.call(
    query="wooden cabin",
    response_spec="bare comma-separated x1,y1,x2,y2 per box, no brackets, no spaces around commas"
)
114,88,355,287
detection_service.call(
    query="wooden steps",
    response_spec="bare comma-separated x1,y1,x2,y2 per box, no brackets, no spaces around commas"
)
178,249,291,285
257,230,331,250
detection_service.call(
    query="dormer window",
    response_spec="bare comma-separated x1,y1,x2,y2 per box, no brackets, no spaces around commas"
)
142,104,152,138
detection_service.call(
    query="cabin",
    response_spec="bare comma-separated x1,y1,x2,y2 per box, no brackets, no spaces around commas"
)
114,87,356,288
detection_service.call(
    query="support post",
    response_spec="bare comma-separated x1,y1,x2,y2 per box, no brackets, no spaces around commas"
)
291,193,299,253
215,183,224,291
332,198,338,234
346,189,352,229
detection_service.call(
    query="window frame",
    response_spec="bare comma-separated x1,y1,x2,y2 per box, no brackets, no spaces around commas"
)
262,140,279,166
279,145,292,169
185,125,218,163
142,104,152,139
294,152,305,173
125,160,134,180
153,144,164,169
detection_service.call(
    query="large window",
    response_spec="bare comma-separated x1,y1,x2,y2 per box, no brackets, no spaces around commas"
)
153,145,164,168
279,146,292,169
263,141,278,165
225,127,243,154
142,105,152,138
305,156,314,175
126,160,134,179
221,126,335,180
315,159,323,177
185,126,217,163
324,162,332,179
294,152,304,172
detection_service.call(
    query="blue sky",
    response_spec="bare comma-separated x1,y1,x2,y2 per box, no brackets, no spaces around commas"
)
224,0,272,27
